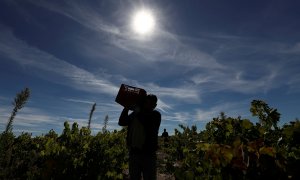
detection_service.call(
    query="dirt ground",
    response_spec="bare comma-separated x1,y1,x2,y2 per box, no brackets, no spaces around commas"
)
157,173,175,180
123,169,175,180
123,150,175,179
157,150,175,180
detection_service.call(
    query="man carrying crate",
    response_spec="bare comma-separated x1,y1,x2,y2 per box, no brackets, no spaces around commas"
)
118,94,161,180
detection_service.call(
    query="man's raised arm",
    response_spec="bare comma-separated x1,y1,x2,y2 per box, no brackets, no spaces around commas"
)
118,108,130,126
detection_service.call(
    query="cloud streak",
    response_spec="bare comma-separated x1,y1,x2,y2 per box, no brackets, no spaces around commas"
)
0,106,61,134
0,27,119,96
195,101,251,123
63,98,96,105
28,0,120,35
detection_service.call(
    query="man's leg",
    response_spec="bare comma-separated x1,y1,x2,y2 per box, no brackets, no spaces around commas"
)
129,151,142,180
142,153,157,180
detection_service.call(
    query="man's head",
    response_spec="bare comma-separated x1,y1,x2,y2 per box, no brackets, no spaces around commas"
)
143,94,157,111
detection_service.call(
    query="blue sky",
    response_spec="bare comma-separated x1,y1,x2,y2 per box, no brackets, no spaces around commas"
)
0,0,299,136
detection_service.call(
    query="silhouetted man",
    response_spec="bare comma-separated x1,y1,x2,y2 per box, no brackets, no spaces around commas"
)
118,94,161,180
161,128,169,146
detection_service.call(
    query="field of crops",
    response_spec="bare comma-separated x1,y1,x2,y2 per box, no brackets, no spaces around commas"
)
0,89,299,179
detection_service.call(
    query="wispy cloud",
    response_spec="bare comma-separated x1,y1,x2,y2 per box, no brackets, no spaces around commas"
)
0,27,119,96
195,101,251,122
161,100,251,128
163,111,193,124
0,106,61,133
28,0,120,35
63,98,95,105
110,30,223,69
156,99,172,113
190,67,279,94
95,103,123,113
184,35,300,94
143,83,201,102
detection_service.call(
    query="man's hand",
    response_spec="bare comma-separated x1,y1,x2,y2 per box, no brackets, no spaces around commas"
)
123,107,130,112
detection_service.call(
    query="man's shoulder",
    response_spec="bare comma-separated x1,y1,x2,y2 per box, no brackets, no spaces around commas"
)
152,110,161,122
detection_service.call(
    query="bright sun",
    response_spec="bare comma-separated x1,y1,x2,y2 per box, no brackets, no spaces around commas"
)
132,9,155,35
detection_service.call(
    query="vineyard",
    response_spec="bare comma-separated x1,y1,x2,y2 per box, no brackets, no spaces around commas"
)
0,89,300,179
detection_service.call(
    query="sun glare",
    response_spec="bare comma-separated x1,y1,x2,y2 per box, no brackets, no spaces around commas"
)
132,9,155,35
